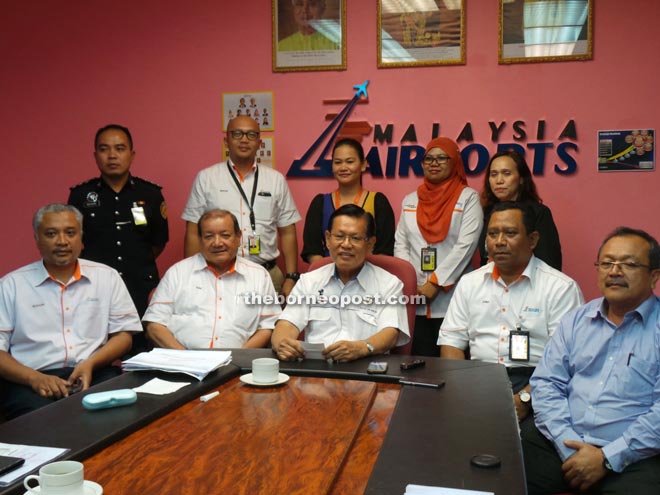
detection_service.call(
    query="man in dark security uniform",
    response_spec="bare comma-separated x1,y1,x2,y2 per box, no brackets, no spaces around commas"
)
68,124,168,354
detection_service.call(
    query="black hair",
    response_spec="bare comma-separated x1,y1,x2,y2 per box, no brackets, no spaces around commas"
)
490,201,537,236
197,209,241,236
481,150,541,211
332,137,365,163
327,204,375,239
598,226,660,270
94,124,133,150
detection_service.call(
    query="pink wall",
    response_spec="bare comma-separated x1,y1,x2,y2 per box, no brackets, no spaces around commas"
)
1,1,658,301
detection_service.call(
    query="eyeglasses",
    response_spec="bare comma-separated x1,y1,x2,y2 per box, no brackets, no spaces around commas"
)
422,154,450,165
594,261,651,272
329,233,369,245
229,130,260,141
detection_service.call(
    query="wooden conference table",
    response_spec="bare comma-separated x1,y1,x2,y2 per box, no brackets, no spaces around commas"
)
0,350,526,495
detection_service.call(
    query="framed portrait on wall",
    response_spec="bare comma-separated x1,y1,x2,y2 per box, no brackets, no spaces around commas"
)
377,0,466,68
272,0,346,72
222,91,274,132
499,0,593,64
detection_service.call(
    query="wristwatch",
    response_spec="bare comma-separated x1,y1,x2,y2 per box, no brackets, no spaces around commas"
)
366,342,374,354
519,390,531,404
285,272,300,282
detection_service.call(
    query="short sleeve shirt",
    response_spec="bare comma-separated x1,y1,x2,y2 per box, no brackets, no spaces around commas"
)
0,259,142,371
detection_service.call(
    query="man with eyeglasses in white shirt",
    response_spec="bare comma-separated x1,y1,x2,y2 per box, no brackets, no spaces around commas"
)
182,116,301,297
523,226,660,494
272,205,410,362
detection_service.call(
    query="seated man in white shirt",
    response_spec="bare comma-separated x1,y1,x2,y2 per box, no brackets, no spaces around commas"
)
438,202,584,421
272,204,410,362
0,204,141,419
143,209,281,349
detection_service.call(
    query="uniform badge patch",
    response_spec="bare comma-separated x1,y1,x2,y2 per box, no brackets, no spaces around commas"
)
84,192,100,207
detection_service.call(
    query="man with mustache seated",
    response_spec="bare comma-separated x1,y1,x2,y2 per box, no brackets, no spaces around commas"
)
143,209,281,350
438,202,583,422
523,227,660,494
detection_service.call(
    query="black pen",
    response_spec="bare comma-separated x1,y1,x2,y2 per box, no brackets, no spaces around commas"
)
399,379,441,389
627,353,634,366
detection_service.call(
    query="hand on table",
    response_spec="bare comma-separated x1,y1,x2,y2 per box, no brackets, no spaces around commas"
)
274,338,304,361
323,340,368,363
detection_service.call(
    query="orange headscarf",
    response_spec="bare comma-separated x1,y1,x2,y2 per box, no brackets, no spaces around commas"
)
416,137,467,244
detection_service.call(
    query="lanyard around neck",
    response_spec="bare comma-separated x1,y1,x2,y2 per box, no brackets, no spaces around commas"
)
333,188,364,209
226,162,259,232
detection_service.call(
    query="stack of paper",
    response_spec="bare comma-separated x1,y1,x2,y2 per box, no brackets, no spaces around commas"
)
122,349,232,381
0,443,68,486
405,486,494,495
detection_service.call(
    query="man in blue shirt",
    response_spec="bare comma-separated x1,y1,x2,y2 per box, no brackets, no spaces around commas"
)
523,227,660,494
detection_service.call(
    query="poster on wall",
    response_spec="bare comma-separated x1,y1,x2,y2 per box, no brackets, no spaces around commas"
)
222,91,274,131
499,0,593,64
597,130,655,172
377,0,466,68
272,0,346,72
223,137,274,169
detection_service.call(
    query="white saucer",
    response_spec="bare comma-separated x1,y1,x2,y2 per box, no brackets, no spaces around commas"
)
24,480,103,494
240,373,289,387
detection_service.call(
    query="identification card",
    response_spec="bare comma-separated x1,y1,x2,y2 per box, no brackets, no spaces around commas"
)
131,205,147,226
509,330,530,362
420,247,437,271
248,234,261,255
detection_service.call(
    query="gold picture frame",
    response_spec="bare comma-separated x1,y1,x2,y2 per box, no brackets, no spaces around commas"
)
499,0,593,64
272,0,346,72
377,0,466,68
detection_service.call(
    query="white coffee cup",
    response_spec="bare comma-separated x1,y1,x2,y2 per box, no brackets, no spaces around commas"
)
23,460,85,495
252,357,279,384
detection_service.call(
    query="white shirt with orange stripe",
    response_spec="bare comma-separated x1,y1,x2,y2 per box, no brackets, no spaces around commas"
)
142,254,281,349
181,161,301,264
0,259,141,371
394,187,483,318
438,256,584,367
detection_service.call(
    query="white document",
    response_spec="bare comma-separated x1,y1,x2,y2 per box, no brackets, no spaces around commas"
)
405,485,494,495
122,349,232,381
301,342,325,360
132,377,191,395
0,443,69,486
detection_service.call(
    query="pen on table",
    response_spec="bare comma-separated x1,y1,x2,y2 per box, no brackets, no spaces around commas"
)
200,391,220,402
627,353,634,366
399,379,440,389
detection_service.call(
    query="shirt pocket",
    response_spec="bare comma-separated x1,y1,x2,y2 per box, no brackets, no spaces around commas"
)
356,310,378,327
253,194,275,224
309,307,333,323
617,354,657,406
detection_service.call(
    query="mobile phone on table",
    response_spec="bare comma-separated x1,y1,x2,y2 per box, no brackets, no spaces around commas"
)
367,362,388,374
0,455,25,475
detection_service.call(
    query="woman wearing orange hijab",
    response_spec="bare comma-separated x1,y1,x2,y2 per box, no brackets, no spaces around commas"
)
394,137,483,356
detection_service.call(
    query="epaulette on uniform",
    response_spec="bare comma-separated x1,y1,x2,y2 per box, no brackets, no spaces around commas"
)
69,178,100,191
132,176,163,189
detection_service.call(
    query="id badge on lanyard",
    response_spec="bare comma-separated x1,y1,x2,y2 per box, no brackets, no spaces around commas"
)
131,202,147,226
248,233,261,255
421,247,437,271
509,327,530,362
